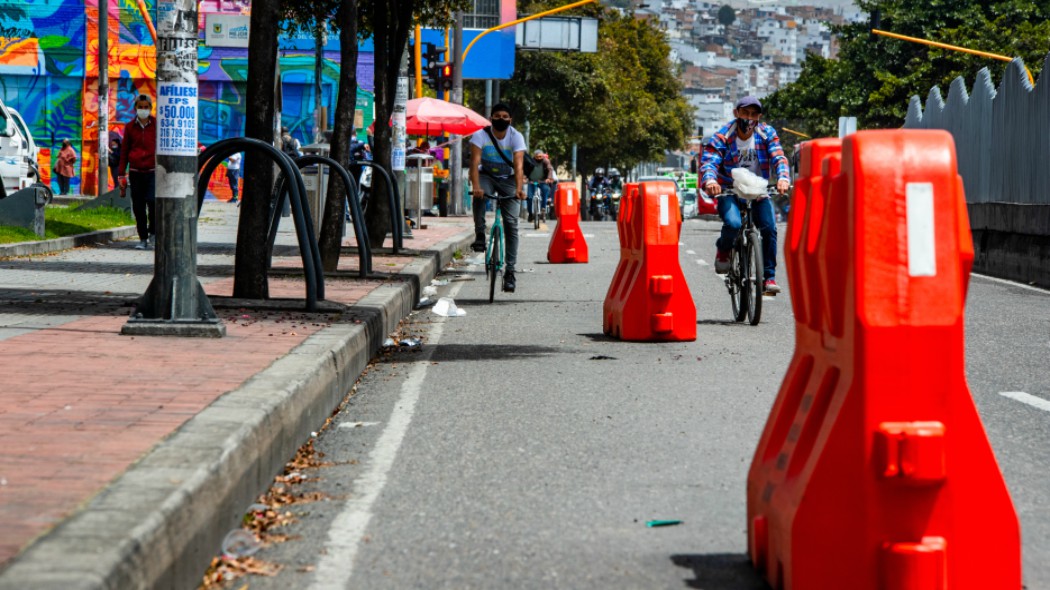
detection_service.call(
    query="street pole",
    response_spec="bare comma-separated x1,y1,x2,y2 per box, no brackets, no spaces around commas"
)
122,0,225,337
393,47,411,237
98,0,109,198
450,11,464,216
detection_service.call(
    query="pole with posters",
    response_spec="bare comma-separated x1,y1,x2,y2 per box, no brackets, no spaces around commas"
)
122,0,225,337
98,0,109,198
450,11,464,216
393,49,411,237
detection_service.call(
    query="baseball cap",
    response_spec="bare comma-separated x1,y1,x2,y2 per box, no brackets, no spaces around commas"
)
735,96,763,112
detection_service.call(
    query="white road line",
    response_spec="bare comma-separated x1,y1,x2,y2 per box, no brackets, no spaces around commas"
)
696,259,709,266
972,273,1049,295
686,250,696,255
999,391,1050,413
337,421,382,429
524,233,550,238
308,282,460,589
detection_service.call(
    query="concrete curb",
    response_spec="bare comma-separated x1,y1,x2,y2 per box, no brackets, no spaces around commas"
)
0,229,475,590
0,225,137,259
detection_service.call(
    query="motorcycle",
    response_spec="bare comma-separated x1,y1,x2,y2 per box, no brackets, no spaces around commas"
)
589,185,608,221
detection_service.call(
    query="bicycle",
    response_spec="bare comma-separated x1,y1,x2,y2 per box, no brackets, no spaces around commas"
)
528,182,544,229
484,194,514,303
722,187,768,326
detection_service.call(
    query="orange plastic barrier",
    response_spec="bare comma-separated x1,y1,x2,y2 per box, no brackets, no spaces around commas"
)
547,182,589,263
603,180,695,341
746,130,1020,589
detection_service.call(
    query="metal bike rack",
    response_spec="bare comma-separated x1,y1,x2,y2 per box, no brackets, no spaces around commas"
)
271,155,372,277
197,137,323,311
348,160,404,254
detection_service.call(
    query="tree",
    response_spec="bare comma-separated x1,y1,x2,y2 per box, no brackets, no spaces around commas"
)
358,0,467,250
495,3,692,176
717,4,735,27
236,0,282,299
764,0,1050,137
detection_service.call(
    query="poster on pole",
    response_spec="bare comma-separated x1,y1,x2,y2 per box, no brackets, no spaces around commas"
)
156,82,199,156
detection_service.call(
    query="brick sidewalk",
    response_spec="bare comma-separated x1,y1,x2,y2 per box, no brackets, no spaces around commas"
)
0,202,472,569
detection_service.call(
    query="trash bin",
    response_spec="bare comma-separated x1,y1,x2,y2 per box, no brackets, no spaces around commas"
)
405,153,434,229
300,142,332,235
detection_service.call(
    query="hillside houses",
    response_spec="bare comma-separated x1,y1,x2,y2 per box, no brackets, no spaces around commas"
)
622,1,864,139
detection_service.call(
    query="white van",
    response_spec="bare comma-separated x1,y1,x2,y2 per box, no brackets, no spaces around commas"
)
0,99,40,194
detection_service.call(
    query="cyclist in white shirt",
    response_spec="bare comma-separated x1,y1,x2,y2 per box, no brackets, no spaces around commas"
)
469,102,527,293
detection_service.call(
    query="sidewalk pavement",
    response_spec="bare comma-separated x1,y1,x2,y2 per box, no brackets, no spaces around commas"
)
0,203,474,589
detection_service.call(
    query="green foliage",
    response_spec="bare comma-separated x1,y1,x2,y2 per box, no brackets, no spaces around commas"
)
718,4,735,27
764,0,1050,137
495,3,693,173
0,205,135,244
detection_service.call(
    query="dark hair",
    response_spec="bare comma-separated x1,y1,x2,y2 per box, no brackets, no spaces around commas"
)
491,102,512,117
135,94,152,106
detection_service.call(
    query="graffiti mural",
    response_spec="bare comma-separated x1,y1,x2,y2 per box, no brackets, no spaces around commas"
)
1,0,377,196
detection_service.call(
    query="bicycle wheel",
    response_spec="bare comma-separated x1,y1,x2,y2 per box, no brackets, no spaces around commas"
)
746,229,763,325
730,245,748,322
533,196,541,229
489,222,502,303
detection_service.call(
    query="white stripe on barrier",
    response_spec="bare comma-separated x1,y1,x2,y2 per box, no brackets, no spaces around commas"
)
906,183,937,277
660,194,670,226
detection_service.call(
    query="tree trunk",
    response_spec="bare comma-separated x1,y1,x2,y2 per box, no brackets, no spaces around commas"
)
318,0,359,271
235,0,281,299
364,0,413,249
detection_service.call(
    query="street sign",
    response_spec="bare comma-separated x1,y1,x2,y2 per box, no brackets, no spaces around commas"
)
516,17,598,52
205,14,250,48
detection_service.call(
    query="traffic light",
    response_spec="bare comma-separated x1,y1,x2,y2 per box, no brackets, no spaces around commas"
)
422,43,445,91
438,62,454,92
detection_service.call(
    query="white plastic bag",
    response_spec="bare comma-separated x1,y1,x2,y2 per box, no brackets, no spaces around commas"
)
731,167,769,200
432,297,467,317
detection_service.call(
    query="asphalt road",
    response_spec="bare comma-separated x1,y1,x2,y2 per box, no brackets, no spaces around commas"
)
232,216,1049,590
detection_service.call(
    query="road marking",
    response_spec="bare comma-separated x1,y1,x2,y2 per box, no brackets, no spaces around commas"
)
337,421,382,429
308,282,460,589
686,250,696,255
999,391,1050,413
696,259,709,266
972,273,1050,295
524,233,551,238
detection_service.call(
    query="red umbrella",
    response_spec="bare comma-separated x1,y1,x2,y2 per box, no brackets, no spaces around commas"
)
368,97,490,136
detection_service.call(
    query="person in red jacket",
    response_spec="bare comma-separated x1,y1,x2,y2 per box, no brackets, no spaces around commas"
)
117,94,157,250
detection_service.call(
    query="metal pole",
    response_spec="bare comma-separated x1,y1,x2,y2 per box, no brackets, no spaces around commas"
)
122,0,224,337
314,29,324,143
450,11,464,216
485,80,492,118
98,0,109,198
394,47,411,237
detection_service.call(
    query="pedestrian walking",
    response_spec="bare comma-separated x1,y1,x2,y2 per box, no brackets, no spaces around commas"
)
117,94,158,250
55,139,77,195
226,152,242,203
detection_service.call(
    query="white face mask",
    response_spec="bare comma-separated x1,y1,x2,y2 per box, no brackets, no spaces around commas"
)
136,108,150,120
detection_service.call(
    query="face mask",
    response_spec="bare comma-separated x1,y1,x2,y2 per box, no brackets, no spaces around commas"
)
491,119,510,132
736,118,758,133
137,109,150,120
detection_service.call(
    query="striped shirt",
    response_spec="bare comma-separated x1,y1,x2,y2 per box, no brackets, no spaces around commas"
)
700,121,790,188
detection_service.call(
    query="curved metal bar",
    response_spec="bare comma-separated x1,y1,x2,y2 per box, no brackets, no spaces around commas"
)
196,137,321,311
293,155,371,277
351,160,403,254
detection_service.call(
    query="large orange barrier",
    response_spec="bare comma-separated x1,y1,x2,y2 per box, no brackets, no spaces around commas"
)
603,180,695,341
547,182,589,263
746,130,1020,589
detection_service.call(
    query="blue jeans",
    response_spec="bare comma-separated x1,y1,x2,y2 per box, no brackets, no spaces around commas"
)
474,175,520,272
527,183,551,216
716,195,777,281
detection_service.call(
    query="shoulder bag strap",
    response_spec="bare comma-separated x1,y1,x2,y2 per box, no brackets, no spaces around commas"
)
484,126,516,168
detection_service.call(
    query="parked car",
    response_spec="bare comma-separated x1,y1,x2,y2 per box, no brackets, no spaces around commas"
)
681,189,699,218
0,100,40,193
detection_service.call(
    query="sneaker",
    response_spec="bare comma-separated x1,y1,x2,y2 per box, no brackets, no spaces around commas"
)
502,270,516,293
764,279,782,295
471,233,486,252
527,213,535,222
134,240,148,250
714,249,732,274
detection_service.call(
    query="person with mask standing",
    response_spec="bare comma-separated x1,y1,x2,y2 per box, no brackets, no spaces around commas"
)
54,139,78,195
701,96,790,294
468,102,527,293
117,94,158,250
